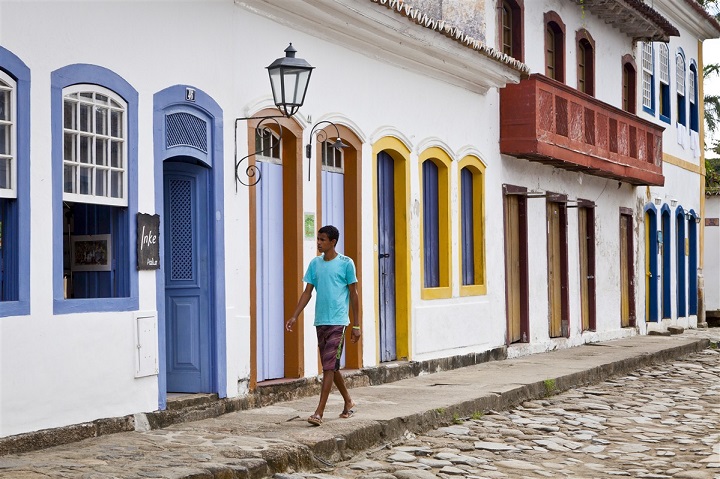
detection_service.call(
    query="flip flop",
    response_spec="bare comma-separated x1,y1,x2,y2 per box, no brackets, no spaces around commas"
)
307,415,323,426
339,402,356,418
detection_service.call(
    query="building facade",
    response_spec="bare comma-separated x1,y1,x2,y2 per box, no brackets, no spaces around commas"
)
0,0,717,440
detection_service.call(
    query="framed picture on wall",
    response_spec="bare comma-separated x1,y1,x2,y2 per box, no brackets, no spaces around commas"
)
71,235,112,272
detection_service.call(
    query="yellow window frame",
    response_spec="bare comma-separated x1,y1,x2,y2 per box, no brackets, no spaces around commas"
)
458,156,486,296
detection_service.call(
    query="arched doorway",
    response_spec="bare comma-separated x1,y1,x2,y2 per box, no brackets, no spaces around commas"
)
373,136,411,363
153,86,227,408
248,110,304,384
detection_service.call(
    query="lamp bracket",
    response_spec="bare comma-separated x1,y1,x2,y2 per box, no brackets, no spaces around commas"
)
234,116,285,190
305,120,347,181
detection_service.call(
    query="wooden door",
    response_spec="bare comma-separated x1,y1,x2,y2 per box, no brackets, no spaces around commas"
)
505,194,522,343
579,207,590,331
620,215,630,327
256,160,284,381
547,202,563,337
377,151,396,362
620,212,635,327
164,161,214,393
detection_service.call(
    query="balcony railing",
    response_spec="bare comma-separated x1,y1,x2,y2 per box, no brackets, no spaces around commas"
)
500,74,664,186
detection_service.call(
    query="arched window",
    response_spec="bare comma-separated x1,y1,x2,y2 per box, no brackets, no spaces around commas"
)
544,12,565,82
255,127,281,163
622,55,637,114
641,42,655,113
0,46,30,317
459,156,486,296
52,64,139,313
577,30,595,95
689,62,699,132
499,0,524,61
659,43,670,122
419,147,451,299
676,50,686,127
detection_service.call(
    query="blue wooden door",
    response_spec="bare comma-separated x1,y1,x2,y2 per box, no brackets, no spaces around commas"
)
322,169,346,366
164,161,213,393
377,151,396,362
322,170,345,253
256,160,284,381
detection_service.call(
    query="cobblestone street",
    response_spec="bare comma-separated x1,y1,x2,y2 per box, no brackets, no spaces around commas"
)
295,348,720,479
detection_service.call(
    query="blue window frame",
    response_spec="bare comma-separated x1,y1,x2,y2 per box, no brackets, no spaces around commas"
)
658,43,670,123
0,47,30,317
423,159,439,288
51,64,138,314
676,207,686,317
689,62,699,132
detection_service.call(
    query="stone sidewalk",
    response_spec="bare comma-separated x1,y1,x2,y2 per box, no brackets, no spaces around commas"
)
1,330,718,479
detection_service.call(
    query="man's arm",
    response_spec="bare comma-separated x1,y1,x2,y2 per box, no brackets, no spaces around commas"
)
348,282,361,342
286,283,314,332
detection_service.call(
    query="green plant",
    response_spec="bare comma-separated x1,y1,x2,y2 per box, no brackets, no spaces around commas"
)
471,411,483,420
543,378,556,396
435,407,445,414
452,413,462,424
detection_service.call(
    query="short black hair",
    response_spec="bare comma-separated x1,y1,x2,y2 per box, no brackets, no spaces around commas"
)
318,225,339,243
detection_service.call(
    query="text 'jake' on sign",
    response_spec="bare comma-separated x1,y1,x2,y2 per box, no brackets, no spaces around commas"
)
137,213,160,270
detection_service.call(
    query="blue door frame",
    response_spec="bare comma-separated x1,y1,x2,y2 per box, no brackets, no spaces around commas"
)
661,206,671,319
645,204,659,323
676,207,686,317
153,85,226,409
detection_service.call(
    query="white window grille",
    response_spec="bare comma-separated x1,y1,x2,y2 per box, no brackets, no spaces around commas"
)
659,44,669,85
641,42,653,109
255,128,281,165
676,53,685,95
689,68,696,104
63,85,127,206
321,140,344,173
0,71,16,199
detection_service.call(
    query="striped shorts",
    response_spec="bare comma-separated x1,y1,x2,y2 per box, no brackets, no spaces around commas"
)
316,325,346,372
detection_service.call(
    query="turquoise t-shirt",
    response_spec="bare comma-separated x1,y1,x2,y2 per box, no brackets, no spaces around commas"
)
303,253,358,326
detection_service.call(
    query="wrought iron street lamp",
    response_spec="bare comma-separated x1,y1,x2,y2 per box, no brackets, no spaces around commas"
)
235,44,318,188
267,44,315,118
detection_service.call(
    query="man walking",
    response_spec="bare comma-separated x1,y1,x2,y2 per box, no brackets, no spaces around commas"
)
286,225,361,426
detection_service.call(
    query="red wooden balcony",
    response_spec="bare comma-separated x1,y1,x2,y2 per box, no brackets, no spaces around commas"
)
500,74,664,186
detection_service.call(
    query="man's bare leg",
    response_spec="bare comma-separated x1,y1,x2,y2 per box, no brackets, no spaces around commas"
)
312,370,335,420
334,371,355,416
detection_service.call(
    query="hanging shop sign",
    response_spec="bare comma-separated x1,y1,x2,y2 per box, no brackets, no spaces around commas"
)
137,213,160,270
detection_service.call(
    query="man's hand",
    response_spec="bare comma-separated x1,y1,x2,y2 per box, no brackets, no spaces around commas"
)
351,327,361,343
285,317,297,332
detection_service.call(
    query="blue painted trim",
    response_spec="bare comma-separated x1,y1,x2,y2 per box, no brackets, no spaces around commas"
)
0,47,30,317
51,64,139,314
660,205,671,319
688,209,698,315
675,206,686,317
676,49,687,127
689,62,699,132
154,85,227,410
644,203,658,322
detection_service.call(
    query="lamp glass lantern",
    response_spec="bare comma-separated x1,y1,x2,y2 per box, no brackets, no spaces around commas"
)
267,43,315,118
